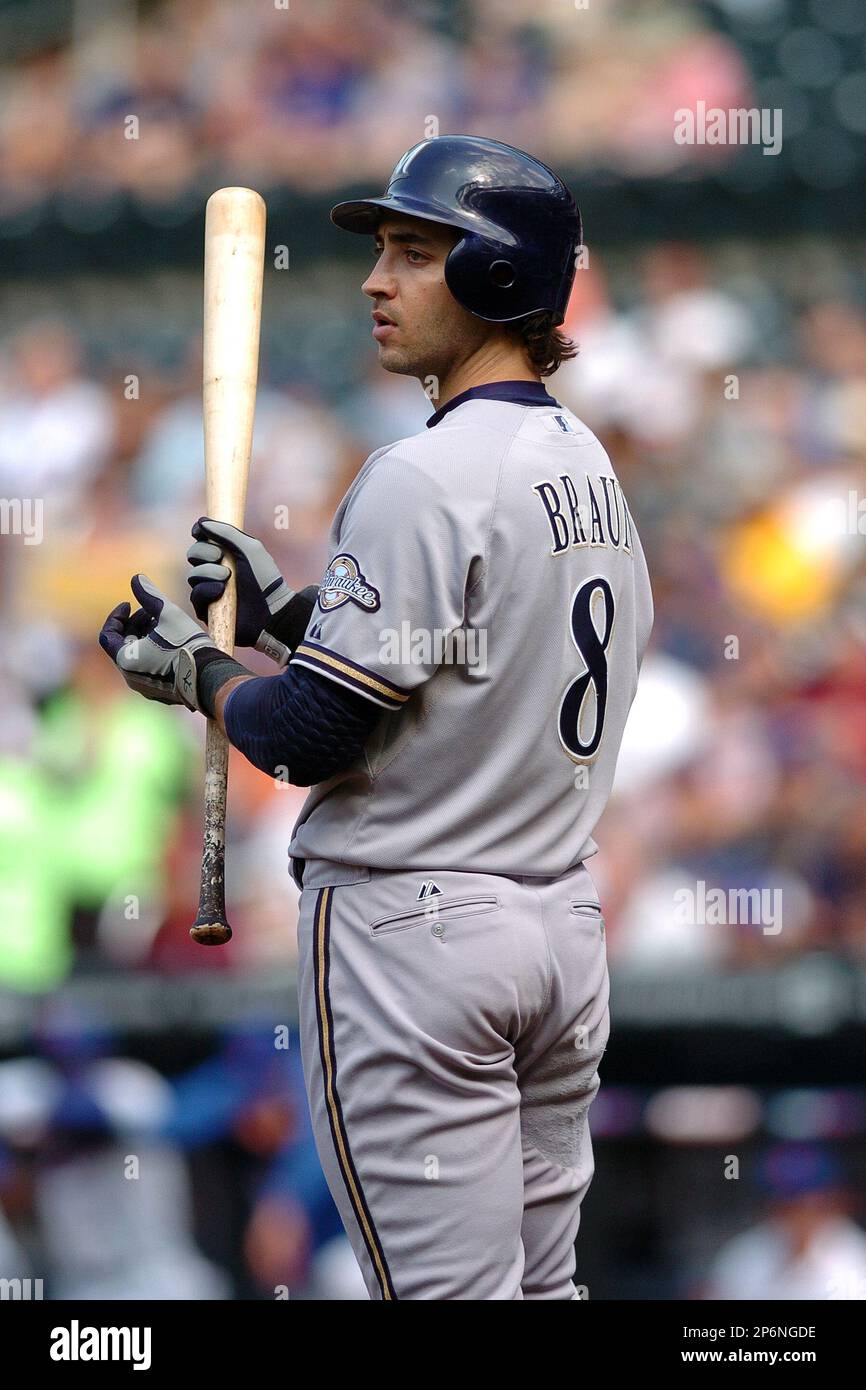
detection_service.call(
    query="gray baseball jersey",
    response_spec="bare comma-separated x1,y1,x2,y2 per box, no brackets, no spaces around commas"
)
289,382,653,879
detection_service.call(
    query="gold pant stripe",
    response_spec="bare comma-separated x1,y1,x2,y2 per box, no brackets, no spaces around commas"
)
315,887,395,1299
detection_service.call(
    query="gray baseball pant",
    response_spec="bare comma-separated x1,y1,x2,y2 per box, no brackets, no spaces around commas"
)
295,859,610,1301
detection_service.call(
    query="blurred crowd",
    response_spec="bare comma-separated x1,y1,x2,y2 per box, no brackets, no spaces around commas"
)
3,1014,863,1300
0,1019,366,1299
562,242,866,973
0,0,758,214
0,307,353,990
2,0,866,1304
2,236,866,989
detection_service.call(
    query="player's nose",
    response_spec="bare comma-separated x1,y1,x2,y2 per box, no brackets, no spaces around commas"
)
362,262,397,301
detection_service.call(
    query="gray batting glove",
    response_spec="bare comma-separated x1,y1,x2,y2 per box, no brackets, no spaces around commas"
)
99,574,225,711
187,517,318,666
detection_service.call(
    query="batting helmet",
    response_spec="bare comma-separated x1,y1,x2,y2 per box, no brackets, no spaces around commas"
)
330,135,582,325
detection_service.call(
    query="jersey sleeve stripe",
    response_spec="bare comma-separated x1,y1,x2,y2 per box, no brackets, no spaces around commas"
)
293,643,410,710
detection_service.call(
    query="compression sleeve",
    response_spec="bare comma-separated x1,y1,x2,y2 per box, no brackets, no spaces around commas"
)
223,659,383,786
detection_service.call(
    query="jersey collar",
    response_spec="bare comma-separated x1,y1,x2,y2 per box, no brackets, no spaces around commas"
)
425,379,560,428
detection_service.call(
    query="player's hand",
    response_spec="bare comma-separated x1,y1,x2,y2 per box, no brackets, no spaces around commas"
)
187,518,318,665
98,575,218,711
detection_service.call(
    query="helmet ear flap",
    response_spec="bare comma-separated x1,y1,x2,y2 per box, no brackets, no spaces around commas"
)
445,235,523,322
489,259,517,288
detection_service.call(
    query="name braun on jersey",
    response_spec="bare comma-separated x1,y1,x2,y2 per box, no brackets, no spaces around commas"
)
532,472,634,557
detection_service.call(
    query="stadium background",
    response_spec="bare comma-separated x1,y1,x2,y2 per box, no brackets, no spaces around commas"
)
1,0,866,1299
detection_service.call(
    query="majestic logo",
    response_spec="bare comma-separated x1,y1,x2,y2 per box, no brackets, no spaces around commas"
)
318,554,380,612
417,881,442,900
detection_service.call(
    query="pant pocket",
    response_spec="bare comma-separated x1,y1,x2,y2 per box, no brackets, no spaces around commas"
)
369,894,501,937
569,900,605,935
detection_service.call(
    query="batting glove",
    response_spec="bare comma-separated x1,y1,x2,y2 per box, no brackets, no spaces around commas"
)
99,574,231,712
187,518,318,666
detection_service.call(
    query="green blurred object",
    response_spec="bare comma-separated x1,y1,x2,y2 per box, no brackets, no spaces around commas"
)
0,692,192,992
0,756,71,992
36,690,192,907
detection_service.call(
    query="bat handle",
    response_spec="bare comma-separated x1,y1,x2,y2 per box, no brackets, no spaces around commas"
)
190,555,238,946
190,720,232,944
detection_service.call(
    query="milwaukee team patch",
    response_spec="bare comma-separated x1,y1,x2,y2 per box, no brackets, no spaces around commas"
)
318,553,381,612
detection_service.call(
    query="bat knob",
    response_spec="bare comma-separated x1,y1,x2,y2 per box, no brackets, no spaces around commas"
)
190,918,233,946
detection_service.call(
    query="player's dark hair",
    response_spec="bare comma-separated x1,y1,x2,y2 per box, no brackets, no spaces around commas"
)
508,311,578,378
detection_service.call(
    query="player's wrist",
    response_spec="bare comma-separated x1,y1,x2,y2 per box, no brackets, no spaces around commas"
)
193,649,253,718
214,672,255,734
260,584,320,662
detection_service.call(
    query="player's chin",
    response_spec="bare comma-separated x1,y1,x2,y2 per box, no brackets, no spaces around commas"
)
377,344,418,375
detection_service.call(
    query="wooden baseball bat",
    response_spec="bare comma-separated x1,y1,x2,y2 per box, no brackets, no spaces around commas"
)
190,186,266,945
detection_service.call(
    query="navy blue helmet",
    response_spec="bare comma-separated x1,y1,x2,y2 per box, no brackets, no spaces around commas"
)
331,135,582,326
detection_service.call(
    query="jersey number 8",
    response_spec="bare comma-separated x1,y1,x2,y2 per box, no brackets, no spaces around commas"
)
558,576,615,763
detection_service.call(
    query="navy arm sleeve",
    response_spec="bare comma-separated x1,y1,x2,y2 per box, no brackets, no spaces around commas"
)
223,661,383,786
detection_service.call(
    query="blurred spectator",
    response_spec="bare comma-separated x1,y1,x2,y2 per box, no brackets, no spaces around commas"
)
559,243,755,447
0,1040,230,1300
0,321,113,529
165,1027,365,1298
705,1145,866,1300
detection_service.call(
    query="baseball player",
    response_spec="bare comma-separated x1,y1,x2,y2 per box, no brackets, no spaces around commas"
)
99,135,653,1300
